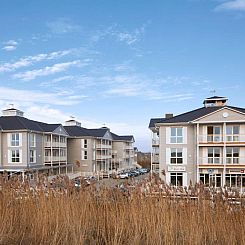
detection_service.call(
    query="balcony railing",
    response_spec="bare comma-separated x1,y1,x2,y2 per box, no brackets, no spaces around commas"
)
96,144,112,149
152,155,159,163
199,135,245,144
44,156,67,162
96,155,111,160
45,142,67,148
199,157,245,165
152,139,160,145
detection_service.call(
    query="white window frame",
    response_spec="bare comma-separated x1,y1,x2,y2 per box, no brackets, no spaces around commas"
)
30,149,36,163
29,133,36,147
208,147,222,164
226,147,239,164
170,172,183,186
9,149,21,163
170,127,183,144
11,133,20,147
170,148,183,164
226,125,240,142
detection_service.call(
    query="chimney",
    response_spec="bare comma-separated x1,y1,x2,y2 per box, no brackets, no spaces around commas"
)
165,113,173,119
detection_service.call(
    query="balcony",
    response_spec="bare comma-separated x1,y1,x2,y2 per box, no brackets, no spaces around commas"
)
96,144,112,149
45,142,67,148
199,135,245,144
152,139,159,146
199,157,245,165
44,156,67,162
152,155,159,163
96,155,111,160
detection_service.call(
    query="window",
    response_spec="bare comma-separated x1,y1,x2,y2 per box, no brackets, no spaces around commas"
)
82,150,88,160
84,139,87,148
170,148,183,164
226,147,239,164
29,133,36,147
60,137,66,143
208,147,221,164
207,126,221,142
170,173,183,186
170,128,183,143
11,133,20,146
11,150,20,163
60,149,66,157
226,174,245,188
200,173,222,187
30,150,36,163
226,125,239,142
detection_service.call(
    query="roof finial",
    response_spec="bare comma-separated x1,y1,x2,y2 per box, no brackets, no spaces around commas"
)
9,103,14,109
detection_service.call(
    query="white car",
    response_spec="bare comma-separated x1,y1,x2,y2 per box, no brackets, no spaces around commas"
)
118,172,129,179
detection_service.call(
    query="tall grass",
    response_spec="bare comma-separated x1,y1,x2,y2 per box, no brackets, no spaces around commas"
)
0,176,245,244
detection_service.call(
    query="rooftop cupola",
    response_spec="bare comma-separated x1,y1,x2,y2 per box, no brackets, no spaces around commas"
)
203,96,228,107
2,105,24,117
65,118,81,127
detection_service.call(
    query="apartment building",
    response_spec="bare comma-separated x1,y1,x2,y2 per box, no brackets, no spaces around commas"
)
149,96,245,188
0,107,71,176
111,133,135,171
64,119,135,174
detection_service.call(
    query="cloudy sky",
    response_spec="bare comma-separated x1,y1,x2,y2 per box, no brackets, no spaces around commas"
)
0,0,245,151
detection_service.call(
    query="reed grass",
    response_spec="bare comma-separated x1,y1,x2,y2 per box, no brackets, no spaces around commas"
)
0,175,245,245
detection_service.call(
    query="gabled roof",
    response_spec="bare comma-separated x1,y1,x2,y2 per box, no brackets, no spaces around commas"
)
111,132,134,142
64,126,109,138
149,106,245,126
0,116,63,133
64,126,91,137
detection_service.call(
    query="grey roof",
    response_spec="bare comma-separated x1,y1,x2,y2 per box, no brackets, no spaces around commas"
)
0,116,62,133
149,106,245,127
64,126,91,137
149,118,167,128
64,125,134,141
111,132,134,141
64,126,109,138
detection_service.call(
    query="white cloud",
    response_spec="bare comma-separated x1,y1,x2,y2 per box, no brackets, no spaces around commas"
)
2,39,18,51
215,0,245,11
91,23,147,46
47,18,80,34
0,49,73,73
13,60,83,81
0,86,83,106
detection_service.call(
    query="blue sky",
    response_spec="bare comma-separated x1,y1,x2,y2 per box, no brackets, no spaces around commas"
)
0,0,245,151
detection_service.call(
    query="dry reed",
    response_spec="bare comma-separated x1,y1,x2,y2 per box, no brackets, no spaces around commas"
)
0,175,245,245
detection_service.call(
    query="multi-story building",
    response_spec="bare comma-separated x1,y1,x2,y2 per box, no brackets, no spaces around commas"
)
0,107,136,177
111,133,135,171
0,107,71,176
149,96,245,188
64,119,135,175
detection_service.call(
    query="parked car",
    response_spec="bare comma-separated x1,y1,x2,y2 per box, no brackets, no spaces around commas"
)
118,172,129,179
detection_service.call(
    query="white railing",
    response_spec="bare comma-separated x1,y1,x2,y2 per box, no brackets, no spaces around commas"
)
199,135,223,143
44,156,67,162
96,155,111,160
96,144,112,149
199,134,245,143
152,155,159,163
45,142,66,148
199,157,245,165
152,139,160,145
226,135,245,142
199,157,223,165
